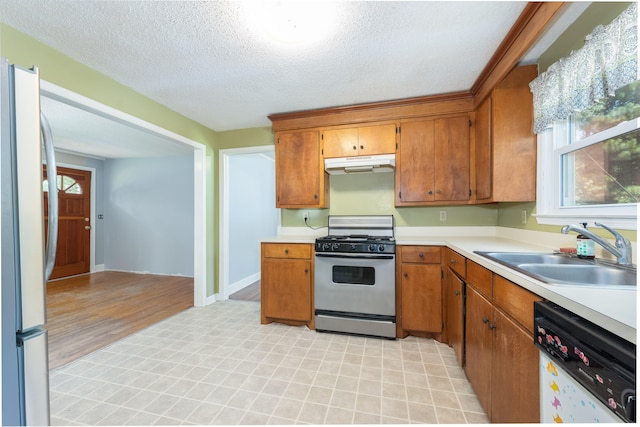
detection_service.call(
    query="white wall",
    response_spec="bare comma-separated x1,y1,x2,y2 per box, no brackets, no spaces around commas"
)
104,154,194,276
228,152,278,285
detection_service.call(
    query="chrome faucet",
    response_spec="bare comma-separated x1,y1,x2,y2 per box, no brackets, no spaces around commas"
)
561,222,633,266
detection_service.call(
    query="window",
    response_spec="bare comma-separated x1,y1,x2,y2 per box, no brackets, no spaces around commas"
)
536,81,639,229
43,174,83,194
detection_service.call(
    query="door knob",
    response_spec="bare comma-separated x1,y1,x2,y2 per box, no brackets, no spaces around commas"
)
85,225,91,230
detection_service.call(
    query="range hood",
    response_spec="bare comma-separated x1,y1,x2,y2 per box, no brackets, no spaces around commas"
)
324,154,395,175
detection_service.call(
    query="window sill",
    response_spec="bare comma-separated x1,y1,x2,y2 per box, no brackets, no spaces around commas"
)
534,213,638,230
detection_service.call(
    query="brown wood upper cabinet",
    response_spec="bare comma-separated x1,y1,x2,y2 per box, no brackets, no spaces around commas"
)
474,65,537,202
275,130,329,208
322,123,397,158
396,115,471,205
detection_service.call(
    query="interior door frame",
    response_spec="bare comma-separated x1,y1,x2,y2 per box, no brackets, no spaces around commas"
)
40,81,209,307
219,145,279,300
50,162,98,274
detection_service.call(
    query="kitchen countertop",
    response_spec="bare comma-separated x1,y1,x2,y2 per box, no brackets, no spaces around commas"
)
263,229,637,344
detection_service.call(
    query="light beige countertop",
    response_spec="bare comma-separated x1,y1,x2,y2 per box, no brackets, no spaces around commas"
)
264,227,637,343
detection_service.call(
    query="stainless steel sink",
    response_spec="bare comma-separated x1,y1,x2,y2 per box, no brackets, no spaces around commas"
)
516,263,636,287
475,251,637,288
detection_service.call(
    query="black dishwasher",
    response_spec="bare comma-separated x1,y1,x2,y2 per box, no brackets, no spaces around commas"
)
534,301,636,423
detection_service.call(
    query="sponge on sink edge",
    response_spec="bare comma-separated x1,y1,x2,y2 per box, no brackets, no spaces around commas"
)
558,247,577,254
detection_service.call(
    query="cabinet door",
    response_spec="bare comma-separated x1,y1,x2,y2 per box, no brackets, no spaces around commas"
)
396,119,436,204
322,127,359,158
490,65,537,202
446,269,464,366
400,264,442,333
464,286,493,415
491,309,540,423
276,130,325,207
262,258,311,322
474,96,492,201
434,116,470,201
358,124,396,156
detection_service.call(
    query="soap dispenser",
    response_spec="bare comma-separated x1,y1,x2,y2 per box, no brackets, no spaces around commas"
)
576,222,595,259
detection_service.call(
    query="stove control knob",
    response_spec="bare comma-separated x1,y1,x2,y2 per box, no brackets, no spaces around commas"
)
331,243,340,250
368,244,376,252
350,244,358,251
322,243,331,251
378,244,386,252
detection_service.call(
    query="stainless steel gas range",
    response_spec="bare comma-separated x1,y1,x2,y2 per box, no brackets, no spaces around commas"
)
314,215,396,339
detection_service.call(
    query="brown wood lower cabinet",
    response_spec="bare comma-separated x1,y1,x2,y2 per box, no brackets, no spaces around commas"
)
464,267,542,423
397,246,443,337
445,269,464,366
260,243,313,328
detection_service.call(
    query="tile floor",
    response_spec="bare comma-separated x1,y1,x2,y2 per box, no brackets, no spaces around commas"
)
49,300,488,425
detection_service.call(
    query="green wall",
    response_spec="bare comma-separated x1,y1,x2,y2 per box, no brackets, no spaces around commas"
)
283,173,499,228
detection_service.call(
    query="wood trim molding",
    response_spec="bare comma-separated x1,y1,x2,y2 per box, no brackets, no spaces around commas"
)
269,92,474,131
471,2,565,107
269,2,565,131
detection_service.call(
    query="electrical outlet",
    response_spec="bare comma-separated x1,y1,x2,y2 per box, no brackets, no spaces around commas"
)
303,212,309,222
521,209,527,224
439,210,447,222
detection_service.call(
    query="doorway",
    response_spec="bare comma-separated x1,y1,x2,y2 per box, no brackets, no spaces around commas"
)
219,146,279,300
40,80,208,306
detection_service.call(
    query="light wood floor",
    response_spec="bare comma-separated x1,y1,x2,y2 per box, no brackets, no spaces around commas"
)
229,280,260,302
46,271,193,370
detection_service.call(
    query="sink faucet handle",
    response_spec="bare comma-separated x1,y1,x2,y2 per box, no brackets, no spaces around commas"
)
594,222,631,247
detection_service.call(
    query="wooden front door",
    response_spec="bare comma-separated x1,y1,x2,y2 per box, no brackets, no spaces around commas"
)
44,166,91,280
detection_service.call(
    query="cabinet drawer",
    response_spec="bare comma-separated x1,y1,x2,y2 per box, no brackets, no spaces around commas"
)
445,249,466,278
493,275,542,331
262,243,311,259
467,260,492,298
400,246,441,264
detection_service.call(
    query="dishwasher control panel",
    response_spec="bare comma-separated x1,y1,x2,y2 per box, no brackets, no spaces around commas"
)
534,301,636,423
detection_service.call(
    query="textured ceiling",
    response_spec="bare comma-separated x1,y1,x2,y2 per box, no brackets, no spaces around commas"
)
0,1,587,158
2,1,531,132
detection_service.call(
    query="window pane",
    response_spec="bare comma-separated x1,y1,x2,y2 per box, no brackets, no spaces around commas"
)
562,128,640,206
574,81,640,142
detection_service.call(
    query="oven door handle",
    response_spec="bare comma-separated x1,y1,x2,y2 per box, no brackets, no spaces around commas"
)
315,253,395,260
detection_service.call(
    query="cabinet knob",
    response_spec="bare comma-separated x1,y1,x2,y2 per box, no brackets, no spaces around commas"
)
284,249,289,254
360,145,364,150
353,145,357,150
314,194,318,199
304,269,309,273
450,259,456,264
418,252,424,258
454,290,460,296
482,317,489,324
428,190,433,195
403,273,408,278
436,189,442,194
489,323,497,331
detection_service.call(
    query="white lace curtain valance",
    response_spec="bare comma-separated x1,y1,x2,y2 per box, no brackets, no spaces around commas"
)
529,3,638,134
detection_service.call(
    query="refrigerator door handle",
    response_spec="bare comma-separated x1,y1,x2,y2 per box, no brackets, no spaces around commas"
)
18,329,50,426
41,112,57,281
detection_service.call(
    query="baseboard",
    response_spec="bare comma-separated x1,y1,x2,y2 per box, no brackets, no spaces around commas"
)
225,272,260,299
104,268,193,278
93,264,105,272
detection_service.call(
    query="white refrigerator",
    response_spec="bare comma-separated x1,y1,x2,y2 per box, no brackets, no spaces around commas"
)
1,59,58,425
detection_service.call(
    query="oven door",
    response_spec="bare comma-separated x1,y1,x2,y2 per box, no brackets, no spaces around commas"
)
314,252,395,316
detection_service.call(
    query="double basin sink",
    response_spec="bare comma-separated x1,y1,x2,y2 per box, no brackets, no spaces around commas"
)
475,251,637,289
